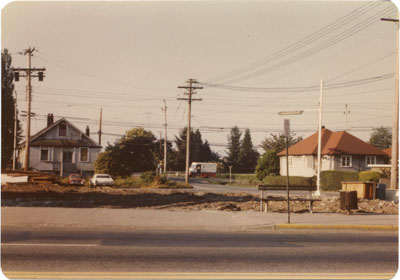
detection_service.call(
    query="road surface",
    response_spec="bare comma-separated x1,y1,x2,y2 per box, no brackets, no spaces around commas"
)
2,226,397,279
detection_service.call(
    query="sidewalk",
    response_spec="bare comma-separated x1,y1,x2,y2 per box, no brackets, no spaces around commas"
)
2,207,398,231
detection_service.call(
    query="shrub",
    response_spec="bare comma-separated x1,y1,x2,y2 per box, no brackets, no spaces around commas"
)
262,176,314,186
234,174,261,186
320,171,359,191
114,177,142,188
359,171,382,183
140,171,156,184
255,150,280,181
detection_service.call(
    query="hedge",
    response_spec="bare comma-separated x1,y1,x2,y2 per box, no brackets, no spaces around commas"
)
320,171,359,191
262,176,315,186
234,174,261,185
358,171,382,183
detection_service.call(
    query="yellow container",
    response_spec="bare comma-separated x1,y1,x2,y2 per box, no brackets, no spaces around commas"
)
341,181,376,199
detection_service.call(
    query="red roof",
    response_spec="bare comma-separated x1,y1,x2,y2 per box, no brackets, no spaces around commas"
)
383,147,392,157
277,129,386,156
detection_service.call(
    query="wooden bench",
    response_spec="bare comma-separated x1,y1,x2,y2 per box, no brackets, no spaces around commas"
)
258,185,320,214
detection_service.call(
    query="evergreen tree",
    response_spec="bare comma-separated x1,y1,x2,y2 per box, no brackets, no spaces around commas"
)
226,126,242,171
238,129,259,173
172,128,220,171
2,49,21,168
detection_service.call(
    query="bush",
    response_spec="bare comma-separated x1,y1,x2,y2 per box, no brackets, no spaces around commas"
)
255,150,280,181
234,174,261,185
114,177,142,188
262,176,315,186
359,171,382,183
140,171,156,184
320,171,359,191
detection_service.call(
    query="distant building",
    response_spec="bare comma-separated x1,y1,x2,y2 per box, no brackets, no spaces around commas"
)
17,114,102,177
277,128,387,177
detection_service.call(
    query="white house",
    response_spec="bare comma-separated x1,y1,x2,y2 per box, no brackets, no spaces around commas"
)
277,128,387,177
17,114,102,177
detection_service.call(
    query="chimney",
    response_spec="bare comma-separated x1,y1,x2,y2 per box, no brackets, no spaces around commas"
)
321,125,325,129
85,126,90,137
47,113,54,127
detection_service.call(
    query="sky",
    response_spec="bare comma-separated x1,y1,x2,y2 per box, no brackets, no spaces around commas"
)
1,0,398,157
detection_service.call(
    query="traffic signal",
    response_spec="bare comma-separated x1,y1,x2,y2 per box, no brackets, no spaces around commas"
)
14,72,19,81
38,72,44,81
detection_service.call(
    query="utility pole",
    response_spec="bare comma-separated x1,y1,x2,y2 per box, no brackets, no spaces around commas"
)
381,17,399,189
177,79,203,184
315,79,323,197
344,104,350,131
98,108,102,145
12,91,18,170
162,99,168,173
13,47,46,171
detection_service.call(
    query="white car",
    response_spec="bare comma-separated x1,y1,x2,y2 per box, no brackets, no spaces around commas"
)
90,174,114,187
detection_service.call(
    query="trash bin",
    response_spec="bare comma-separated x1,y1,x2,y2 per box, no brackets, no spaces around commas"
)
339,191,358,212
376,184,386,200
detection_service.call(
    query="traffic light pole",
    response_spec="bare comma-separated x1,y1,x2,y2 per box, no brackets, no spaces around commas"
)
13,47,46,171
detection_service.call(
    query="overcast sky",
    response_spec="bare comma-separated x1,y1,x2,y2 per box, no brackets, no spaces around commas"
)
1,0,398,156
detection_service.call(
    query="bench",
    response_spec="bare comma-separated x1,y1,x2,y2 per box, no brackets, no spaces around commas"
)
257,185,321,214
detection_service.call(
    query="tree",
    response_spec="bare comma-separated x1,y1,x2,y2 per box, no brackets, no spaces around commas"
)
2,49,21,168
226,126,242,171
258,133,303,176
172,128,219,171
237,129,259,173
369,127,391,150
261,133,303,153
94,128,158,176
255,149,280,181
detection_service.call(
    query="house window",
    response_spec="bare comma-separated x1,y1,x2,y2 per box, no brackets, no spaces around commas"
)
288,156,293,167
59,123,67,136
80,147,89,162
302,156,306,165
366,156,376,166
341,155,352,167
40,147,49,161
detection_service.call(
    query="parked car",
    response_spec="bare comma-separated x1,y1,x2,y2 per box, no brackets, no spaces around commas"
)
68,173,85,185
90,174,114,187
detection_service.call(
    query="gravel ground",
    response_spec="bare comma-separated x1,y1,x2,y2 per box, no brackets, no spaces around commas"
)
1,183,398,214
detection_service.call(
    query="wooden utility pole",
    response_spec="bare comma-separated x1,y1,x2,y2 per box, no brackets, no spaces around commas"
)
178,79,203,184
13,47,46,171
162,99,168,173
98,108,102,145
12,91,17,170
316,79,323,197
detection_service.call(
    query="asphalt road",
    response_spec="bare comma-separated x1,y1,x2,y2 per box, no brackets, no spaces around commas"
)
2,226,397,279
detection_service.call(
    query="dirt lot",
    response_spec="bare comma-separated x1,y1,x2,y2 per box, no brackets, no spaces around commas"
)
1,183,398,214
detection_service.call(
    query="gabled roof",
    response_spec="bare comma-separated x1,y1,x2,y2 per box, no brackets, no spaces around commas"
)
277,128,386,156
20,118,101,148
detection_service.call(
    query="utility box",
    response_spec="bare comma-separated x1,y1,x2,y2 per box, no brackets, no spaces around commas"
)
341,181,376,199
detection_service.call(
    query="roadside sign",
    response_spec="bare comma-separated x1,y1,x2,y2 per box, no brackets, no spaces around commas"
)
284,119,290,136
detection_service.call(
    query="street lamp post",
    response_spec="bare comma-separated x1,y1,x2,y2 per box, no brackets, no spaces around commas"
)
381,17,399,190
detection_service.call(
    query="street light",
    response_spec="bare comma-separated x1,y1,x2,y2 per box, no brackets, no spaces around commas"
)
381,17,399,190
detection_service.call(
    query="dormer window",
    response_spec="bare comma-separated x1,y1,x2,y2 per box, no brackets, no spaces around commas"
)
59,123,67,136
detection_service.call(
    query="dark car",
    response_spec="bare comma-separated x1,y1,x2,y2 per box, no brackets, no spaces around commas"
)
68,173,85,185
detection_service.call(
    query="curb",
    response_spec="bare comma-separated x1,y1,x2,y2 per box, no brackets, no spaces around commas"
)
275,224,398,231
